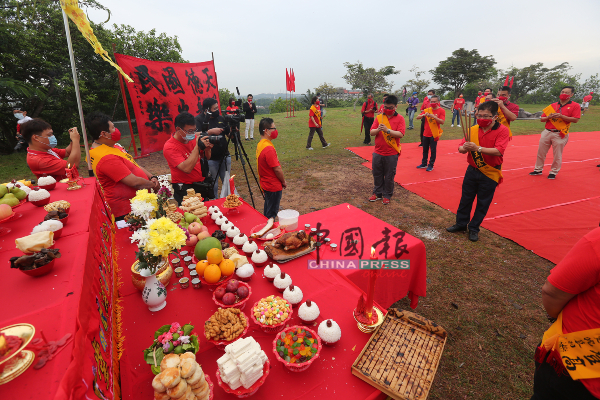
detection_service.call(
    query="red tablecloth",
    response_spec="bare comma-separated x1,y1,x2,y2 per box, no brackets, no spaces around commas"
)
1,179,96,398
298,204,427,309
117,198,426,399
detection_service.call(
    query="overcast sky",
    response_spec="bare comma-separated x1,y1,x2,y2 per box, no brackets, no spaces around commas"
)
87,0,600,95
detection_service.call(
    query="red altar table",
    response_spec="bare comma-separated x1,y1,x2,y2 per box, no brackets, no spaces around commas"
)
117,199,427,399
1,179,120,400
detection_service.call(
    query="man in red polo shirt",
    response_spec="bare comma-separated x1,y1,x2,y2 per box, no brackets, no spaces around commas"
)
361,93,378,145
451,94,465,127
369,95,405,205
86,112,159,219
163,112,213,205
531,227,600,399
256,118,286,219
446,101,510,242
530,86,581,179
492,86,519,137
23,118,81,180
582,92,593,115
416,95,445,171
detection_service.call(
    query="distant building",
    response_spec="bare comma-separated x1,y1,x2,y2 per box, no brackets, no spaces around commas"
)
329,87,363,100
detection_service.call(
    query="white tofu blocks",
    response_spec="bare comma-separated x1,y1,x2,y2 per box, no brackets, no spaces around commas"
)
219,337,268,390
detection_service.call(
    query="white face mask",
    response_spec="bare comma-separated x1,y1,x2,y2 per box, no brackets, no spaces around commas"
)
14,113,24,120
427,95,432,99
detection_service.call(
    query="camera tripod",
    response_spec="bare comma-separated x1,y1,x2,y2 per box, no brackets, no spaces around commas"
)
211,125,263,209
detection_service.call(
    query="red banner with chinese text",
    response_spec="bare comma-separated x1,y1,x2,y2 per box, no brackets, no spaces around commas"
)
114,53,220,155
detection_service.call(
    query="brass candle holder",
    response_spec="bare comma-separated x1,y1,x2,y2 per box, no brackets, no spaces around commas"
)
66,178,83,191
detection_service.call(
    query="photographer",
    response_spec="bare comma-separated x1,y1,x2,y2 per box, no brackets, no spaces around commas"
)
163,112,213,205
226,97,241,132
195,98,231,199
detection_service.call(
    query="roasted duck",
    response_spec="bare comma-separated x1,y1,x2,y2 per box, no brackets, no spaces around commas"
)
273,231,309,251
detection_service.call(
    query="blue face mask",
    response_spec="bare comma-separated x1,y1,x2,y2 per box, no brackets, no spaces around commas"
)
48,135,57,148
14,113,24,120
186,133,196,142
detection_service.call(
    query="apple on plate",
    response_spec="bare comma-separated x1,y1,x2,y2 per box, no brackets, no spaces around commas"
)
0,204,12,220
188,222,203,235
197,231,210,241
186,234,199,247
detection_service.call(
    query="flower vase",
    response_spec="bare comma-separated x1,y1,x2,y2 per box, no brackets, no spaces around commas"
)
141,268,168,312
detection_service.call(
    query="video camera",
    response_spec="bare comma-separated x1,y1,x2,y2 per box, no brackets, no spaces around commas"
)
222,99,246,126
199,134,223,146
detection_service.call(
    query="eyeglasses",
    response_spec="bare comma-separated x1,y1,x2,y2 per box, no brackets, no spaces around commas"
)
266,127,276,131
179,128,196,135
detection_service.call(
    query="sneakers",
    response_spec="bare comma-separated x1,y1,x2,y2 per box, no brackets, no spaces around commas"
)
245,138,249,141
451,124,454,127
382,198,390,205
529,171,542,176
306,147,314,150
416,164,427,169
323,143,331,148
457,125,461,127
369,194,382,202
426,166,434,172
418,143,423,147
548,173,556,180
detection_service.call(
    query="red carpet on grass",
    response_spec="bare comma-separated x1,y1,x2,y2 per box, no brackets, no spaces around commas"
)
347,131,600,264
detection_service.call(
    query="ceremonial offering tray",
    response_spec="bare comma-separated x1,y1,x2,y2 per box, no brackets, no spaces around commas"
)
205,311,249,350
212,281,252,310
351,308,447,400
272,326,322,372
215,360,270,398
0,323,35,385
249,222,284,241
250,297,293,334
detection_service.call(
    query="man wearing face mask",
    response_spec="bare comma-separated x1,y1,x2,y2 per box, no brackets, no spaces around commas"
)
86,111,159,220
195,98,231,199
361,93,378,144
163,112,213,205
307,96,330,150
23,118,81,180
256,118,286,219
447,101,510,242
419,90,435,147
369,95,405,205
242,94,257,140
530,86,581,180
451,94,465,127
406,92,419,130
492,86,519,138
13,107,32,152
416,95,445,171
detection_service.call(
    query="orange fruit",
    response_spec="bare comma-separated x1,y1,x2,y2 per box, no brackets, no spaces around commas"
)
219,259,235,276
206,248,223,265
204,264,221,283
195,260,209,276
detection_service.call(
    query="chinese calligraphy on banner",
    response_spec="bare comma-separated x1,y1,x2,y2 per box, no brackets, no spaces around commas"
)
114,53,220,155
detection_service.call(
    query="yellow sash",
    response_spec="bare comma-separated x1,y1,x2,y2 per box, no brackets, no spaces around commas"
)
543,104,571,136
310,105,321,125
497,108,512,138
256,139,275,183
375,114,401,154
541,313,600,380
468,126,503,184
423,107,443,140
88,144,140,177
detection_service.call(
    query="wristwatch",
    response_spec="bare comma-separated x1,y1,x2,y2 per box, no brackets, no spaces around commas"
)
478,146,482,153
387,129,391,134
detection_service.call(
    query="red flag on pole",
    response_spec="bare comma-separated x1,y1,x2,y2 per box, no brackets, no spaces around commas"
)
286,68,290,92
291,69,296,92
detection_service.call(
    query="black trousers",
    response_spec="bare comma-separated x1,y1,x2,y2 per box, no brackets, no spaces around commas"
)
363,117,374,143
372,153,399,199
455,165,498,232
421,136,437,166
307,127,327,148
531,346,596,400
173,181,214,205
420,118,426,143
263,190,282,219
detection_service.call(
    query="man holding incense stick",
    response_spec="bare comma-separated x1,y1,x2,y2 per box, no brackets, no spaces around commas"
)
447,101,510,242
529,86,580,180
419,90,435,147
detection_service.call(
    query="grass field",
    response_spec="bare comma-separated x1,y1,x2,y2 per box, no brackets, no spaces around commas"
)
0,104,598,399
